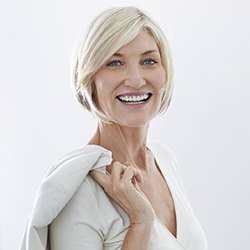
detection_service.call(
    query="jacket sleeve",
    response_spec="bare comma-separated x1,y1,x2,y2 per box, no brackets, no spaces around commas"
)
19,145,112,250
49,176,107,250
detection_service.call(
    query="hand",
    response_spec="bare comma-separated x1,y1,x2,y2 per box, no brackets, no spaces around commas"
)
91,162,155,225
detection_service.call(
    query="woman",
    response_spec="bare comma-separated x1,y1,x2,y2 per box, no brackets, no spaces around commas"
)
20,6,207,250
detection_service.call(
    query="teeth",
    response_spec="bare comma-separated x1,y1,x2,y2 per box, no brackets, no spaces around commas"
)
118,94,150,103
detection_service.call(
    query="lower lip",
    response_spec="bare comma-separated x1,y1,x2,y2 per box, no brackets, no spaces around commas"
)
116,96,151,109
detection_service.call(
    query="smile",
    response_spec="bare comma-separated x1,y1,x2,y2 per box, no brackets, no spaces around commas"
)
116,93,152,104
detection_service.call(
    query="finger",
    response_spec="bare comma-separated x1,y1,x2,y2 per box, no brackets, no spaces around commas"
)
123,161,143,183
111,161,127,181
122,166,143,184
90,170,109,186
127,166,143,183
132,177,142,191
124,161,131,166
134,172,143,183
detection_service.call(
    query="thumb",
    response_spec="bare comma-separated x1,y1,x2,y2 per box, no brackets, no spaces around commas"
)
90,170,109,186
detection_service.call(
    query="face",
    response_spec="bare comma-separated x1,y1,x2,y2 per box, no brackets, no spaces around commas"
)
93,29,166,127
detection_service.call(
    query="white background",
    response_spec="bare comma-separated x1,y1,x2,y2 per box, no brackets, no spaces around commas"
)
1,0,249,249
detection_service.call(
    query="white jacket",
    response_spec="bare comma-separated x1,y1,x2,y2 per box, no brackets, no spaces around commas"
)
20,145,112,250
20,143,207,250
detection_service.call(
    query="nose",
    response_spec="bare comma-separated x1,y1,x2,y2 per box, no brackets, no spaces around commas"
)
123,66,146,89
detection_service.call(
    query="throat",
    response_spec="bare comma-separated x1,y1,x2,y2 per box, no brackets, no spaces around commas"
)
89,123,150,169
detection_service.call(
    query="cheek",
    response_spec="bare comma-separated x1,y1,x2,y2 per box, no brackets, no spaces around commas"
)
94,72,118,95
93,73,119,111
150,67,166,91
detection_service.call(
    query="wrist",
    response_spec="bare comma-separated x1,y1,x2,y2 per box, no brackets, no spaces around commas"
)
121,221,153,250
129,217,155,228
129,211,155,226
128,220,154,242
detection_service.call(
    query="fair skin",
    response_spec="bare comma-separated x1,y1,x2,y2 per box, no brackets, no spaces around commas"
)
89,29,176,250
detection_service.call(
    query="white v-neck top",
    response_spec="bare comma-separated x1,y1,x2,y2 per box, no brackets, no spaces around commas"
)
49,142,207,250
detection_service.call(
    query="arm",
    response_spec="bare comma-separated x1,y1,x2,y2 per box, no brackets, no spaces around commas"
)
121,222,154,250
91,162,155,250
49,179,105,250
50,222,104,250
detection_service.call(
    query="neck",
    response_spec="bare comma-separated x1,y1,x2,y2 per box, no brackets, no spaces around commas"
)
88,122,152,171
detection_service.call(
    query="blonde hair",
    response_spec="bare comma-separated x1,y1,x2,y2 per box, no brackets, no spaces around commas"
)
71,6,174,122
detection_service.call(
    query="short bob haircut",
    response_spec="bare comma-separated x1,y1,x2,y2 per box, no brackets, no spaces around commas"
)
71,6,174,122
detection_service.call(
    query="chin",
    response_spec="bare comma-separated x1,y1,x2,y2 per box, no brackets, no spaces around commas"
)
113,115,155,128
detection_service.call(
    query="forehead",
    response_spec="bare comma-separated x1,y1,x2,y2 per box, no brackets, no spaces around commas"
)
116,29,159,56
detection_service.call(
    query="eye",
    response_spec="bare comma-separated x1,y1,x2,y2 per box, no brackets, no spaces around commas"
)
107,60,123,67
142,58,157,65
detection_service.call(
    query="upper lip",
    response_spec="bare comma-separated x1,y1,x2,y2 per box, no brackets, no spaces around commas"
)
116,91,151,97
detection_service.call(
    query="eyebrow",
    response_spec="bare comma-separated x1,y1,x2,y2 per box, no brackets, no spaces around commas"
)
113,50,160,57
